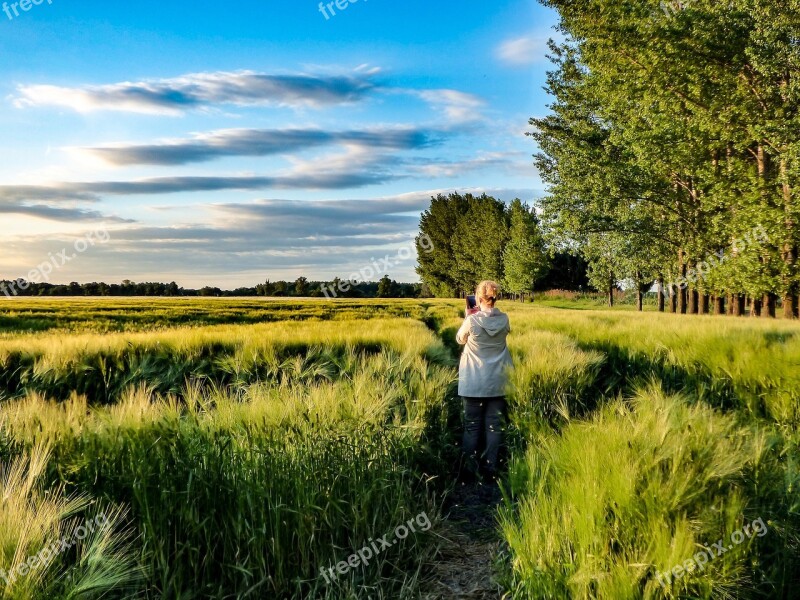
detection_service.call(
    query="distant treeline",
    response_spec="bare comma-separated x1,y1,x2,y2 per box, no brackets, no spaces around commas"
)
0,263,589,299
0,276,424,298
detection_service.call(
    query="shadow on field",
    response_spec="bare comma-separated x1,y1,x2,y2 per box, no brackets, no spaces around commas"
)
572,340,766,418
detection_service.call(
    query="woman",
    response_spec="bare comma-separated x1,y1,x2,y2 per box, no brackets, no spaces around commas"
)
456,280,512,480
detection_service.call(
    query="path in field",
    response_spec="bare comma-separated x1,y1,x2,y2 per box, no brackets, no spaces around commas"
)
417,312,505,599
418,480,504,599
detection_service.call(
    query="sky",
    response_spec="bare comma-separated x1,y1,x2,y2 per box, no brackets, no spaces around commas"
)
0,0,558,288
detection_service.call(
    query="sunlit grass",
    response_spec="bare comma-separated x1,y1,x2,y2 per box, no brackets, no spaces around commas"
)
500,384,800,599
0,445,141,600
2,298,800,598
500,303,800,424
0,315,455,598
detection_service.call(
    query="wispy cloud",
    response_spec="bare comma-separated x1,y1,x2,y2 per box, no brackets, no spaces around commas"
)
496,33,547,65
0,170,398,206
13,69,380,114
132,187,535,251
408,152,526,178
413,89,485,123
79,126,440,166
65,188,530,264
11,66,488,128
0,203,132,223
0,183,131,223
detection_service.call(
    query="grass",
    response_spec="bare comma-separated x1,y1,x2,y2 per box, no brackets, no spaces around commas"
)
0,318,451,404
1,297,800,598
500,384,800,599
0,298,437,334
498,304,800,424
0,309,457,598
0,445,141,600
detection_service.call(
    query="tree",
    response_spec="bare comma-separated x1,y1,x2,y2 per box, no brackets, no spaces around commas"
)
376,275,398,298
416,193,470,297
452,195,509,295
294,277,308,297
256,279,274,296
502,199,549,301
532,0,800,317
417,192,510,297
531,39,674,310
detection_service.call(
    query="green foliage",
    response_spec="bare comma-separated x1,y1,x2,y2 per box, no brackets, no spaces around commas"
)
534,0,800,312
376,275,399,298
416,193,471,297
417,193,546,298
502,199,549,297
452,194,509,292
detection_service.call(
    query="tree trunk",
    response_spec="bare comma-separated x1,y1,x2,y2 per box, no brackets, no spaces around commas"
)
762,293,777,318
679,287,688,314
657,278,666,312
780,158,797,319
751,297,762,317
688,288,699,314
699,294,709,314
669,285,678,313
782,294,798,319
678,251,688,314
713,295,725,315
608,271,615,307
635,270,644,312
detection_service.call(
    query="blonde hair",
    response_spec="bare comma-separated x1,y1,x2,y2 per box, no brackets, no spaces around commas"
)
476,280,500,306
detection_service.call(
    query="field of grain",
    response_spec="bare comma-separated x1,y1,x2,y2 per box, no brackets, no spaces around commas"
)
1,298,799,599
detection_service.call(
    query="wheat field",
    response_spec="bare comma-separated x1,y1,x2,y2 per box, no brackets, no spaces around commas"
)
1,298,799,599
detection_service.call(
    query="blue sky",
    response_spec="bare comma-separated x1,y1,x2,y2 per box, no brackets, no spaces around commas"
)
0,0,557,287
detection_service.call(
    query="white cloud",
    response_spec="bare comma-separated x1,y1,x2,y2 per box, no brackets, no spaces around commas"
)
13,69,378,115
414,89,485,123
76,126,439,166
410,152,522,178
2,188,537,286
496,34,547,66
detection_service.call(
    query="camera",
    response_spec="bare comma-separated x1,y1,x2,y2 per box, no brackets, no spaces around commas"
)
465,295,479,317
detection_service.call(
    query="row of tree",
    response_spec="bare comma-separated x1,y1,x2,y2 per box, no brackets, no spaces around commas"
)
532,0,799,317
0,276,422,298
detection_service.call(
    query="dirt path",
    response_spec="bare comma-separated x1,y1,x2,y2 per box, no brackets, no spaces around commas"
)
419,480,505,599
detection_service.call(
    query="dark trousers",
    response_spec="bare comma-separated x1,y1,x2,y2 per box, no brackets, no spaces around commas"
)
462,396,506,474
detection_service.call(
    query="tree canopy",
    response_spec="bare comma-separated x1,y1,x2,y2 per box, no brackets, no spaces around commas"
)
533,0,800,316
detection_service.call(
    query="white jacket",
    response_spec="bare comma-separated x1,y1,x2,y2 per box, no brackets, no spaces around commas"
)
456,308,512,397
